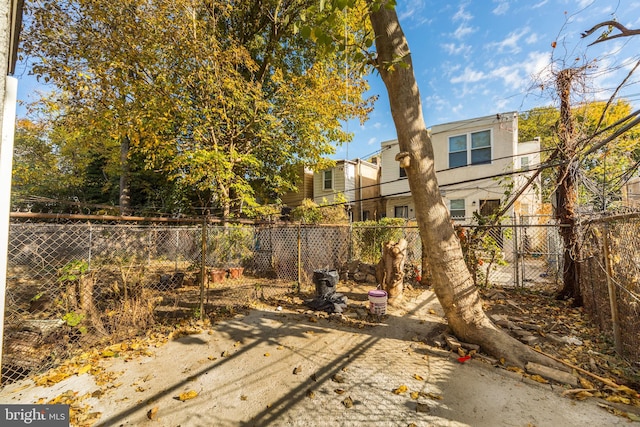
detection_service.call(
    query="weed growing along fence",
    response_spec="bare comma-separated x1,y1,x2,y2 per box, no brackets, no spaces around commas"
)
578,213,640,362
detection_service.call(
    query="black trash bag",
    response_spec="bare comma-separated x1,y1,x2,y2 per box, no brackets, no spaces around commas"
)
313,269,339,298
307,269,347,314
305,293,348,314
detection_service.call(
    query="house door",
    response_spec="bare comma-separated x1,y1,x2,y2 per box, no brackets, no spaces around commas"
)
479,199,503,247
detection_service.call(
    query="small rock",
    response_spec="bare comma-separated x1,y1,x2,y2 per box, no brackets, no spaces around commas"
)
416,402,430,413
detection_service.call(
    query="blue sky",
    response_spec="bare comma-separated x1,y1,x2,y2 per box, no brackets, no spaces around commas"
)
334,0,640,160
13,0,640,162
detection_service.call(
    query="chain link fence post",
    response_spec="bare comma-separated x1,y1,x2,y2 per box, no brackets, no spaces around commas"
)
199,216,207,321
602,222,622,355
297,222,301,292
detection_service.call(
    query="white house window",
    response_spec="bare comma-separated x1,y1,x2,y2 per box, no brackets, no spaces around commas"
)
521,156,530,171
399,167,407,178
394,205,409,218
323,170,333,190
448,130,492,168
471,130,491,164
448,135,467,168
450,199,466,218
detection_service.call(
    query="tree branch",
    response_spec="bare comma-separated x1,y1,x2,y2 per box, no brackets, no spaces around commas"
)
581,20,640,45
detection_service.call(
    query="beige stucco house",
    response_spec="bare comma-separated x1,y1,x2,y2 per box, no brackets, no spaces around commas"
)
313,159,381,222
380,112,541,221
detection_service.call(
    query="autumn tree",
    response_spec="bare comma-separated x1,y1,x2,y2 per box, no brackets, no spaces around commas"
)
358,1,557,367
21,0,374,217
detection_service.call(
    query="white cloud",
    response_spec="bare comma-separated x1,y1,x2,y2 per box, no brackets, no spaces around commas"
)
451,66,486,84
486,27,532,54
367,137,377,146
424,93,449,112
449,51,552,93
453,23,476,40
372,122,382,130
442,42,472,56
492,1,509,16
526,33,539,44
531,0,549,9
453,3,473,22
450,3,475,40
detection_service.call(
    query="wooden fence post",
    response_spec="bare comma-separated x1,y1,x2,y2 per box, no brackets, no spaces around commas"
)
602,222,622,355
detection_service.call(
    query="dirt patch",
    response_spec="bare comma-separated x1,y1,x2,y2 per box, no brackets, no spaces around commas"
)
1,280,637,426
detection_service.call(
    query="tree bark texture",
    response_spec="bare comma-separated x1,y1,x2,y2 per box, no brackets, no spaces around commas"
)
368,2,559,368
554,69,582,306
376,239,407,303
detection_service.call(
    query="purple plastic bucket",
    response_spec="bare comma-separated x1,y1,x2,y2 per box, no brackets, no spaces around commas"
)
368,290,388,315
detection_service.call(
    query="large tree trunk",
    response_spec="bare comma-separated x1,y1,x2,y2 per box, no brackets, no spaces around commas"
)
368,3,557,368
554,69,582,306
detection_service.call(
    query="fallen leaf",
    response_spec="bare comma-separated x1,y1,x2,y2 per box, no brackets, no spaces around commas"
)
606,395,631,405
579,377,595,389
413,374,424,381
293,366,302,375
177,390,198,401
240,395,248,401
264,353,270,357
575,391,594,400
530,374,549,384
617,385,639,397
457,355,471,363
410,391,420,400
332,374,345,383
146,407,158,420
393,385,408,395
342,396,354,408
77,364,92,375
334,388,346,395
306,389,315,399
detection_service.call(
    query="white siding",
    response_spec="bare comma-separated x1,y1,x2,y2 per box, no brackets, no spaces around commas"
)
380,139,410,197
379,112,542,220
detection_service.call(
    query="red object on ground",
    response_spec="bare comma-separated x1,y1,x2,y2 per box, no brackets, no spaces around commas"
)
457,355,471,363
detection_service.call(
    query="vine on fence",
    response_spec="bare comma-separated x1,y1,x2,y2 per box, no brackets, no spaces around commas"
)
456,213,511,288
351,217,406,264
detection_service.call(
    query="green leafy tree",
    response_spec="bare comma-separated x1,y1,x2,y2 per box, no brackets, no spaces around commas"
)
519,101,639,206
21,0,374,217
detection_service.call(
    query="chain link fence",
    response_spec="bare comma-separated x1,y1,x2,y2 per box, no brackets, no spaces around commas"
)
0,213,576,384
454,216,563,289
578,214,640,362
